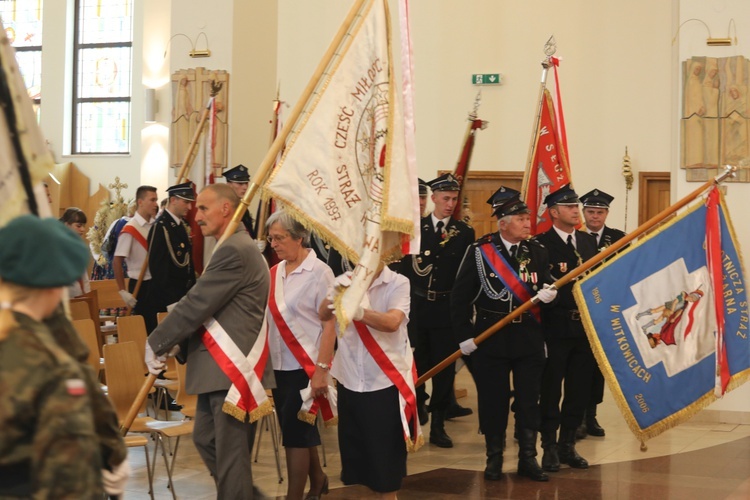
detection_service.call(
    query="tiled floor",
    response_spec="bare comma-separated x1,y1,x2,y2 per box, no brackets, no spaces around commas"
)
124,370,750,499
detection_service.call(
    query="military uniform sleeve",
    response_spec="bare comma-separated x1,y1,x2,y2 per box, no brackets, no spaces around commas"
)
451,244,480,344
147,220,170,289
32,363,104,498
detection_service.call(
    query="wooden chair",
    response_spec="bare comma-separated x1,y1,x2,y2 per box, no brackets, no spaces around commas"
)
117,315,179,419
253,390,284,483
71,318,102,374
69,289,104,346
90,279,128,310
174,360,197,419
104,342,194,499
69,300,92,321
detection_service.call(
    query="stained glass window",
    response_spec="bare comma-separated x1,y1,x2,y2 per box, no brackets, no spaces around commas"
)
0,0,43,120
72,0,133,154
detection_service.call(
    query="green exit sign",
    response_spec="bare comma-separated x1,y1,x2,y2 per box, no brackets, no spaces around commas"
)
472,73,502,85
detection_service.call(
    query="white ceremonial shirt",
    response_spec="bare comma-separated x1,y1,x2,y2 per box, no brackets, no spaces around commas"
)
267,249,334,371
330,267,411,393
114,212,154,280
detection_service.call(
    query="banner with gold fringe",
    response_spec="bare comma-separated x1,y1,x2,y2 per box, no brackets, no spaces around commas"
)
573,188,750,445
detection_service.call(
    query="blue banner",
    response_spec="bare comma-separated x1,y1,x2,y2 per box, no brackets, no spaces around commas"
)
574,196,750,442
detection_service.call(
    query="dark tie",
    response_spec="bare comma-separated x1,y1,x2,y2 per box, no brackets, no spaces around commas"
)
509,244,517,258
567,234,575,252
590,231,599,244
436,221,445,239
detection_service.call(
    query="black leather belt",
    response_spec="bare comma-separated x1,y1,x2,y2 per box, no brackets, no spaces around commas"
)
476,307,529,323
413,288,451,301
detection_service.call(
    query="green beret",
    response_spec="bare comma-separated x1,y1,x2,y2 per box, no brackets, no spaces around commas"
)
0,215,90,288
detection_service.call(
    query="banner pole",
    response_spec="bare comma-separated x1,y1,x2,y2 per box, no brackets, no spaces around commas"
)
520,37,555,199
417,165,737,387
216,0,370,249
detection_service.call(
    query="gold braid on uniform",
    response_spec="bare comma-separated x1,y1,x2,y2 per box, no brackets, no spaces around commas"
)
474,247,511,301
410,255,432,277
162,226,191,268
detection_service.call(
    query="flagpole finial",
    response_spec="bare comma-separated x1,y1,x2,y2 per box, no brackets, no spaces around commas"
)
469,89,482,120
542,35,557,67
715,164,737,184
210,80,223,97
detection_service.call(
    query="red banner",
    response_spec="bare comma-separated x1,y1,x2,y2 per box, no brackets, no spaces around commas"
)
523,89,571,235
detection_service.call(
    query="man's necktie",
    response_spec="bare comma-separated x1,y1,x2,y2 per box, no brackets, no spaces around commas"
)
567,234,576,252
436,220,445,239
590,231,599,245
509,244,518,259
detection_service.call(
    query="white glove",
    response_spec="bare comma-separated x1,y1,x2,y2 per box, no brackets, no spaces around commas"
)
144,340,166,376
167,345,181,357
102,459,131,496
334,271,353,289
118,289,137,308
536,284,557,304
459,338,478,356
352,306,365,321
256,240,266,252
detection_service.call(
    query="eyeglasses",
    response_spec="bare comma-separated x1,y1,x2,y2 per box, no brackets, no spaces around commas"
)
266,234,290,244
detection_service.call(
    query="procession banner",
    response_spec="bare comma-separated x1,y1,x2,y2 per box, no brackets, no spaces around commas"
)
574,190,750,443
263,0,417,328
521,89,571,235
0,19,54,224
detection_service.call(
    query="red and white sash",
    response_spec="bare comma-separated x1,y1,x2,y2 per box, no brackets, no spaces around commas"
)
352,320,424,452
200,316,273,423
268,264,337,426
121,221,149,250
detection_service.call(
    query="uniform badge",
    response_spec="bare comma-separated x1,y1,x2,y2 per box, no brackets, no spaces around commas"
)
532,285,538,291
530,272,538,283
559,262,568,273
424,250,431,256
65,379,87,396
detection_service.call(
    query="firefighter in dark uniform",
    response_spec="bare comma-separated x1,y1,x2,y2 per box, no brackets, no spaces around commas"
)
222,164,256,238
147,181,197,314
577,188,626,438
393,173,475,448
452,187,556,481
535,184,598,471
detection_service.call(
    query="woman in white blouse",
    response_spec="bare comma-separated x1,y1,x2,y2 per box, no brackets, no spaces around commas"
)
59,207,90,298
265,211,336,500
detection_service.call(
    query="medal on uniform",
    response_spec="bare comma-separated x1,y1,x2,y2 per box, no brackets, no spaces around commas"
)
530,272,537,283
560,262,568,273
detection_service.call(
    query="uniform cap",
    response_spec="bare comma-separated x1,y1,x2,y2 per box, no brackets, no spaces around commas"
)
580,188,614,208
166,181,195,201
222,164,250,183
427,173,460,192
418,178,429,196
0,216,90,288
543,184,580,207
486,186,530,218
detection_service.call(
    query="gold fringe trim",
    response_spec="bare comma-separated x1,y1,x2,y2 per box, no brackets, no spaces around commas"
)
573,196,750,447
405,433,424,453
323,416,339,428
297,410,317,426
222,398,273,424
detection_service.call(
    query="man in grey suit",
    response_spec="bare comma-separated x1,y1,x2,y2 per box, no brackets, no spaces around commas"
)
146,183,272,499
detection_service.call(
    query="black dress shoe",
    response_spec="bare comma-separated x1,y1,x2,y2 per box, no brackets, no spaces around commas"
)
446,403,473,419
163,399,183,412
586,417,605,437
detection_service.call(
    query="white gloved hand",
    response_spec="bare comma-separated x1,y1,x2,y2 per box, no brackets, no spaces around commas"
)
334,271,353,289
167,345,181,357
459,338,478,356
118,289,137,308
536,284,557,304
352,306,365,321
256,240,266,252
102,459,131,496
144,340,166,376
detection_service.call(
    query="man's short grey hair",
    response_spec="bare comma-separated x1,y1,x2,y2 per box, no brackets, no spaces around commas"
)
266,210,310,247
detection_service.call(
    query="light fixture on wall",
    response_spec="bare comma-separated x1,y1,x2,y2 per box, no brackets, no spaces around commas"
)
163,32,212,59
672,18,738,47
145,87,157,123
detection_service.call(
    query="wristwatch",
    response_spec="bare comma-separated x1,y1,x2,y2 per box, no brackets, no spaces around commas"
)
315,361,330,371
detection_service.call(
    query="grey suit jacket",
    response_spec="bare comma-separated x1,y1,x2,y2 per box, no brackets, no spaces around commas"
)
148,228,274,394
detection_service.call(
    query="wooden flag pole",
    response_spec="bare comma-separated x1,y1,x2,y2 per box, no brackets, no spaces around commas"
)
256,90,282,243
417,166,737,387
122,0,370,432
217,0,370,249
520,36,555,199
